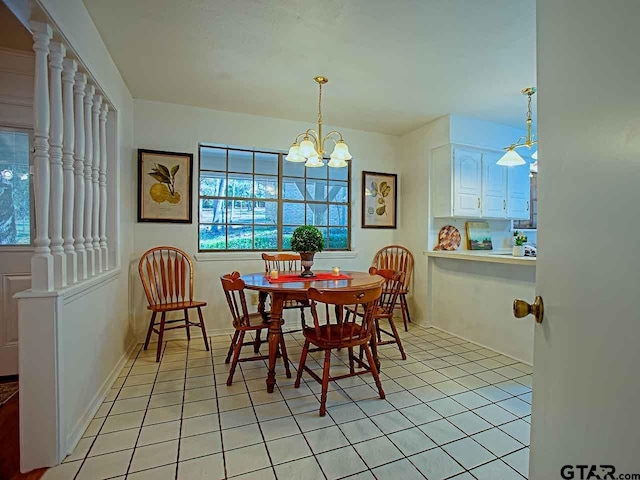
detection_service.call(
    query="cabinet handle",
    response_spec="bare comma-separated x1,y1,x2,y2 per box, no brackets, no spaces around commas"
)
503,200,506,210
526,201,530,211
477,198,481,208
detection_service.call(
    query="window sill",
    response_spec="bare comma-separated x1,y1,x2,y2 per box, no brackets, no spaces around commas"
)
195,251,359,262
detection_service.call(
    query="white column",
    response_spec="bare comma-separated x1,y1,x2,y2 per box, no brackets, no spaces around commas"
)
30,21,54,292
62,59,77,284
83,85,94,276
91,95,102,273
48,42,66,289
73,73,87,280
99,103,109,270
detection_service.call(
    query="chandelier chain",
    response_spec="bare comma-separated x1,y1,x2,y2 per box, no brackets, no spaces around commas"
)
318,81,323,126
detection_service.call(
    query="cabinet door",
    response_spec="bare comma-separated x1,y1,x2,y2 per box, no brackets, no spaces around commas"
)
453,147,482,217
482,152,507,218
507,163,531,219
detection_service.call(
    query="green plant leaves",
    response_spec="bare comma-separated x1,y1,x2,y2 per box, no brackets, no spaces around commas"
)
171,164,179,177
290,225,325,253
376,205,386,215
148,171,170,184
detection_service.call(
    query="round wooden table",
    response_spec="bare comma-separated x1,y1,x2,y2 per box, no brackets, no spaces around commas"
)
240,270,385,393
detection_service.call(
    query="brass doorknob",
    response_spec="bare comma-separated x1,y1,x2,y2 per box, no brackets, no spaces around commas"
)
513,296,544,323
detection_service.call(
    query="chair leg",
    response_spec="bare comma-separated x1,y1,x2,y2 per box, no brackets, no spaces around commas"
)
403,293,412,324
375,318,382,343
299,306,305,324
278,328,292,378
363,343,385,400
387,317,407,361
254,329,262,354
144,311,156,350
226,330,240,364
156,312,166,363
319,349,332,417
294,339,310,388
184,308,191,341
400,294,411,331
348,347,355,374
227,330,245,386
196,307,210,351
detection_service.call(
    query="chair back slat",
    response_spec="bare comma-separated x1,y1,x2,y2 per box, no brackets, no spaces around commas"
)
372,245,414,290
262,252,302,273
138,246,195,307
369,267,405,315
220,271,254,328
307,285,382,345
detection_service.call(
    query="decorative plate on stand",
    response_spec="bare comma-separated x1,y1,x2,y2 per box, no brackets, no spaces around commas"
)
434,225,461,251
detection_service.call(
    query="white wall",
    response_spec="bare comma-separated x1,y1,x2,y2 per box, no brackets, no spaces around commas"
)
132,99,400,337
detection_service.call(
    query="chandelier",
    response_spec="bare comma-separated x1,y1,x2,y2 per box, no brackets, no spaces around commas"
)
497,87,538,166
285,76,351,168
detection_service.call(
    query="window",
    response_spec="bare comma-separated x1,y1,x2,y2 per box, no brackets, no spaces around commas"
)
0,129,31,245
198,145,351,251
513,171,537,229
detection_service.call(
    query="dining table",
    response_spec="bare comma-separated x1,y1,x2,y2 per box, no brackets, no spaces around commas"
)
240,270,385,393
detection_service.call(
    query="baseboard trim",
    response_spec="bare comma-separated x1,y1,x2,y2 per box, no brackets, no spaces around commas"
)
429,325,532,366
63,338,139,457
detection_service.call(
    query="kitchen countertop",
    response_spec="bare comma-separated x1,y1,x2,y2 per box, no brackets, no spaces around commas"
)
423,249,536,266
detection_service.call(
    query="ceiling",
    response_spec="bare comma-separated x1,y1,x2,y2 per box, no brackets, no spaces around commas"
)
82,0,536,135
0,1,32,52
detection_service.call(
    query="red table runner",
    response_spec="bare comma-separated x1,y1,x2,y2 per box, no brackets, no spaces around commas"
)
266,273,353,283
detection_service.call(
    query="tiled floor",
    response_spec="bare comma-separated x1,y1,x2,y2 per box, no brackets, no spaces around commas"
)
44,325,532,480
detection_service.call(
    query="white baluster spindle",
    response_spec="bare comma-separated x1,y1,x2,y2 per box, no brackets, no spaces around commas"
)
83,84,94,276
73,73,87,280
30,21,54,291
99,103,109,270
91,95,102,272
48,42,66,288
62,58,77,284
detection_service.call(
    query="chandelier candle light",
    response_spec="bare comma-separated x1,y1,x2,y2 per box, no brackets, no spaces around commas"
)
285,76,351,168
497,87,538,166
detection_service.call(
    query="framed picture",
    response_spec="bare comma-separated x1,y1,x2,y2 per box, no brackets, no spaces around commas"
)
361,171,397,229
138,149,193,223
466,221,493,250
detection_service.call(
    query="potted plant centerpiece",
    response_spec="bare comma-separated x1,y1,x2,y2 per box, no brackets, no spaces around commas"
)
290,225,325,277
513,231,527,257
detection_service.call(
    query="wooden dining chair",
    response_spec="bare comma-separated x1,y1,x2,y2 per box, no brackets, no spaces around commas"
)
294,284,384,416
372,245,414,331
346,267,407,361
138,246,209,362
220,271,291,386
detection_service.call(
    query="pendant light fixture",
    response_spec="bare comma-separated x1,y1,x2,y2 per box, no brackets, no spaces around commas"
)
285,76,351,168
497,87,537,166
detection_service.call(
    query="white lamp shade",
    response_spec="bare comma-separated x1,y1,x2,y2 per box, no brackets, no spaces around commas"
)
497,149,526,166
531,150,538,160
304,154,324,168
330,141,352,160
285,144,305,162
299,139,316,157
327,156,348,168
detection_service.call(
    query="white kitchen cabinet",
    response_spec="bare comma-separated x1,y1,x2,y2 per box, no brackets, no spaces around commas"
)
432,145,482,217
507,162,531,220
482,151,507,218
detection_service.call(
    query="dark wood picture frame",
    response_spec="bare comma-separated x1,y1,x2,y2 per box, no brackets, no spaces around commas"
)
138,149,193,223
361,171,397,229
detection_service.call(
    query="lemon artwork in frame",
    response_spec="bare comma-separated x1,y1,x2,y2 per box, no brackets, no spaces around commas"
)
138,149,193,223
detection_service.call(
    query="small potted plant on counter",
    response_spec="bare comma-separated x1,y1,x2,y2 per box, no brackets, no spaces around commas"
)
513,231,527,257
290,225,325,277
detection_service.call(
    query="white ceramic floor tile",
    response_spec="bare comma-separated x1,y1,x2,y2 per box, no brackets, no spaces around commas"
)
448,411,493,435
101,411,145,434
232,467,276,480
274,457,324,480
471,459,524,479
427,397,467,417
499,419,531,446
75,449,133,480
304,425,349,454
88,428,139,457
408,385,446,403
409,447,465,480
387,426,436,456
442,437,495,469
266,433,313,465
177,452,225,480
254,400,292,421
221,423,263,451
63,437,93,463
129,439,178,473
370,410,413,434
181,413,220,438
474,404,518,426
225,443,271,477
473,428,524,456
400,403,441,426
219,406,257,429
503,448,530,477
498,397,532,417
179,431,222,461
259,416,301,441
327,402,366,424
419,419,466,445
137,420,181,447
451,391,491,410
143,404,182,425
339,417,384,444
182,398,218,418
354,436,403,469
372,458,425,479
316,445,368,480
127,463,177,480
42,460,82,479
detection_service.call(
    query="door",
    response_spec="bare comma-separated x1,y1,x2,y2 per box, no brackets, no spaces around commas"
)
453,147,481,217
530,1,640,478
507,163,530,220
481,152,507,218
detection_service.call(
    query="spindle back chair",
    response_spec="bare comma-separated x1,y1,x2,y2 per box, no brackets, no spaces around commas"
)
262,252,302,273
372,245,414,330
220,271,291,386
294,284,384,416
138,246,209,362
